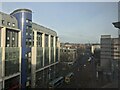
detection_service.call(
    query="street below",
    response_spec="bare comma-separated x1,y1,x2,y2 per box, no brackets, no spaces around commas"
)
60,53,98,88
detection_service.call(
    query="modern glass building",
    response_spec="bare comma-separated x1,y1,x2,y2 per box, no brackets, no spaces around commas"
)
0,9,60,89
10,9,33,88
31,23,60,88
0,11,22,89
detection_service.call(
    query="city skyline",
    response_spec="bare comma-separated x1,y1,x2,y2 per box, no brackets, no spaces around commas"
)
1,2,118,43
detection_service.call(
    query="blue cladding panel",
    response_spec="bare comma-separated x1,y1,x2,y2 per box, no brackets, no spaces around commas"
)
11,10,32,88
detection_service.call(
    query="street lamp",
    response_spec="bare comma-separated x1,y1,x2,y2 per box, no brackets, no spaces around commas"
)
112,22,120,29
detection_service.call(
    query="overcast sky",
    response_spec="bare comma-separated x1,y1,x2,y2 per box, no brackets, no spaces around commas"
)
1,2,118,43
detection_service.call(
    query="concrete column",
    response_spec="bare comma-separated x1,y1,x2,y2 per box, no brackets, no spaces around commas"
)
31,47,36,88
1,27,6,89
18,31,22,47
48,35,51,64
1,27,6,47
18,31,22,86
31,30,37,88
57,37,60,62
53,36,56,62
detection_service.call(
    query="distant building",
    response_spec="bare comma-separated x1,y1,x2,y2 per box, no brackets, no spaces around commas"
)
60,43,77,64
100,35,120,82
91,44,100,54
0,9,60,89
60,48,77,64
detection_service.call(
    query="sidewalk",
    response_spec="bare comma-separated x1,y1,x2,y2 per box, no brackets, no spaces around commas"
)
101,81,118,88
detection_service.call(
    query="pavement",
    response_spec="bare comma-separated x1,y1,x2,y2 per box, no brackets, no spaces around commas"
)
101,81,118,88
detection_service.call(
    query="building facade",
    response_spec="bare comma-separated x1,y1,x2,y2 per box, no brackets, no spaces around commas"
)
60,43,77,64
0,9,60,89
0,12,22,89
60,48,77,64
31,23,60,88
100,35,120,82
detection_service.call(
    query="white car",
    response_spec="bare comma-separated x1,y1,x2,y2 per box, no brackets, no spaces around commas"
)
88,57,91,62
84,64,86,67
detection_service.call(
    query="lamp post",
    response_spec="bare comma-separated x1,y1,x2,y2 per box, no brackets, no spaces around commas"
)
112,22,120,29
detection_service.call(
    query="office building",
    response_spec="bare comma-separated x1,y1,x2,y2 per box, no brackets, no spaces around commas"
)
0,11,22,89
31,23,60,88
60,43,77,64
100,35,120,82
0,8,60,89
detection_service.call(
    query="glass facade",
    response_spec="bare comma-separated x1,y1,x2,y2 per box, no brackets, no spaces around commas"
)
5,47,19,76
51,47,54,64
6,29,18,47
44,68,49,84
56,48,58,62
45,34,48,47
36,47,43,70
49,66,55,80
51,36,53,47
5,75,20,90
0,29,1,47
36,71,44,87
0,48,2,79
44,47,49,66
0,81,2,90
37,33,42,47
55,37,57,47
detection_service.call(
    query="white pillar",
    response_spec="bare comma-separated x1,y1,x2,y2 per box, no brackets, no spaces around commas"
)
31,30,37,88
18,31,22,86
57,37,60,62
1,27,6,89
48,35,51,64
53,36,56,63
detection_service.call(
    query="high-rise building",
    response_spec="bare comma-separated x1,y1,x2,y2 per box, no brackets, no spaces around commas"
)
112,1,120,86
0,9,60,89
100,35,119,82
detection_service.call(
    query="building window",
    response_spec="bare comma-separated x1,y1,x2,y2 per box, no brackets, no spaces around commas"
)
7,37,9,40
7,44,9,47
7,22,10,26
5,48,19,76
26,19,29,23
12,23,15,27
36,48,43,70
26,32,28,36
12,37,15,40
2,20,5,25
37,33,42,47
26,19,32,24
51,36,53,47
45,34,48,47
6,29,18,47
55,37,58,47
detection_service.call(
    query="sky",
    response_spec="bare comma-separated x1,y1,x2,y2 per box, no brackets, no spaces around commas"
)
1,2,119,43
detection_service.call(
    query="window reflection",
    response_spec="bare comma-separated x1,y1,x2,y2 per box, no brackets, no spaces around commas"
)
5,48,19,76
